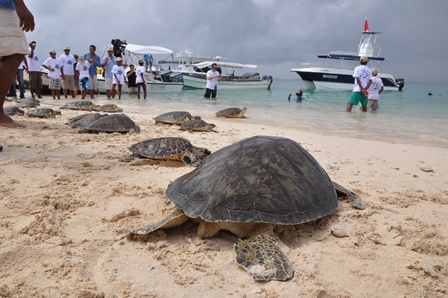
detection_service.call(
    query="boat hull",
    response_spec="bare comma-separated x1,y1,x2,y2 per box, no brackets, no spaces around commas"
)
97,77,183,93
291,67,403,91
181,73,272,90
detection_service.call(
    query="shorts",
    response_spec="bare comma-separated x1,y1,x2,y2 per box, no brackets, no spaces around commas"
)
62,75,75,90
368,100,379,111
28,71,42,89
348,91,368,106
89,74,98,90
128,87,137,94
79,77,91,91
104,77,112,90
49,78,61,90
0,9,29,57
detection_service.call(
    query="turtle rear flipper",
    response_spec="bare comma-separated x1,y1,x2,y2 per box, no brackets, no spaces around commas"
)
234,224,293,281
333,181,365,210
127,208,188,241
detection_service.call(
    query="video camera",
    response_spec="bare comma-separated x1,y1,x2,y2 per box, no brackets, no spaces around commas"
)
111,39,127,57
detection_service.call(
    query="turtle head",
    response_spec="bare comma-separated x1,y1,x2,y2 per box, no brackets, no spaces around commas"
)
191,115,202,120
53,111,62,116
241,107,247,114
182,154,198,165
196,147,211,158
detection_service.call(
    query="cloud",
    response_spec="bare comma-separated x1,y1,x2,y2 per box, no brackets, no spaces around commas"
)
23,0,448,83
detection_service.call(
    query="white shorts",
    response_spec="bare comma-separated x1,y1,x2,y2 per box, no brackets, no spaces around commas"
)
89,74,98,90
0,9,29,57
104,77,112,90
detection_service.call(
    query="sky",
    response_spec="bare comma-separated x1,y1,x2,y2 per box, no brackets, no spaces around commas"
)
23,0,448,84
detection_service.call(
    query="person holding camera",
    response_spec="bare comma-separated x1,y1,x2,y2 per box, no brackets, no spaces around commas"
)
25,40,42,99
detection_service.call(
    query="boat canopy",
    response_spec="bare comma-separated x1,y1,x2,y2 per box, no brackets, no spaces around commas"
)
193,61,258,69
317,52,385,62
125,43,173,55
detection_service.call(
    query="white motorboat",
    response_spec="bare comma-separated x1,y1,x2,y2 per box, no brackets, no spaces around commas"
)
291,19,404,91
98,43,183,93
161,50,273,90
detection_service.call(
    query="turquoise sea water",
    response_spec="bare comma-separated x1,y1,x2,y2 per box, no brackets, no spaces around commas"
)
93,80,448,148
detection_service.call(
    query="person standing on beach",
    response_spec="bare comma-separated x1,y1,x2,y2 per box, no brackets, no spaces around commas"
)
111,57,127,99
25,40,42,99
204,63,222,98
126,64,137,96
346,55,372,112
73,54,80,97
367,68,384,111
136,59,147,99
0,0,34,128
101,46,116,99
84,45,101,99
42,50,62,99
59,46,76,98
76,55,91,99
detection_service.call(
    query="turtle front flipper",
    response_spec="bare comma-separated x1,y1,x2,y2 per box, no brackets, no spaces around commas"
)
234,224,293,281
127,208,188,241
332,181,365,210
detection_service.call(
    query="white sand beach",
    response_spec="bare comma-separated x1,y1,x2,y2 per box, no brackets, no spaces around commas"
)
1,97,447,297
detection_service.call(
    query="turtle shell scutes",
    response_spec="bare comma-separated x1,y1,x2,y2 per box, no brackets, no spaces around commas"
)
154,111,197,124
129,137,193,159
166,136,338,224
86,113,139,133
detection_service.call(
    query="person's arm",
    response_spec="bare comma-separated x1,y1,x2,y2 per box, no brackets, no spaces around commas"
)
379,86,384,94
101,57,108,68
22,57,29,72
13,0,34,32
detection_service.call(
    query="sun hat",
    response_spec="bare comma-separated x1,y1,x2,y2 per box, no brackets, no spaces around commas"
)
107,46,113,51
371,68,379,75
116,57,122,62
360,55,369,63
49,49,56,54
78,55,85,63
63,46,70,50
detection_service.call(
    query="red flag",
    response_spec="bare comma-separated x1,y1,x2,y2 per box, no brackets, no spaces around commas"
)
364,18,369,32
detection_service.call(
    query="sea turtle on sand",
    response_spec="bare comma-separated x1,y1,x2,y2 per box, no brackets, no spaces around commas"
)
179,119,216,132
4,106,25,116
60,100,96,111
95,104,123,113
15,98,40,108
215,107,247,118
120,137,211,165
68,113,107,128
127,136,365,281
80,113,140,133
154,111,202,125
26,108,62,118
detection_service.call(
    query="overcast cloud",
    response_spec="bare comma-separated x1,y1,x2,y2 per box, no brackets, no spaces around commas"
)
24,0,447,83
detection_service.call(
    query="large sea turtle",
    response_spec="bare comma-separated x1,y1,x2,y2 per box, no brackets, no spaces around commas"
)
60,101,123,113
15,98,40,108
154,111,201,125
120,137,211,165
26,108,61,118
68,113,107,128
80,113,140,133
4,106,25,116
128,136,365,281
179,119,216,132
215,107,247,118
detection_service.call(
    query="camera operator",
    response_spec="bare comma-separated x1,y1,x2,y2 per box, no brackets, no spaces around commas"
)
111,39,127,58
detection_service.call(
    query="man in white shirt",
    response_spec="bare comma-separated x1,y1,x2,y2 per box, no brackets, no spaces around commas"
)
135,59,147,99
59,46,76,98
346,55,372,112
111,57,127,99
43,49,62,99
204,63,222,98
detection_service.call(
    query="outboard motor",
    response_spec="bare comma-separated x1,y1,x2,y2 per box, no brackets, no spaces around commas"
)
396,78,405,91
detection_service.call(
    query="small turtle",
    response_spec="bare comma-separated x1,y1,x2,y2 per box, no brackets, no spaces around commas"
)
4,106,25,116
60,100,96,111
120,137,211,165
68,113,107,128
215,107,247,118
80,113,140,133
154,111,201,125
15,98,40,109
26,108,62,118
94,104,123,113
128,136,364,281
179,119,216,132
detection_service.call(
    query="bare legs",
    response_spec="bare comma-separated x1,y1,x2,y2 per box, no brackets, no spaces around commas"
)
0,54,26,127
137,83,146,99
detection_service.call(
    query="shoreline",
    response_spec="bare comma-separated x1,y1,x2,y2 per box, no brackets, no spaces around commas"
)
1,96,447,297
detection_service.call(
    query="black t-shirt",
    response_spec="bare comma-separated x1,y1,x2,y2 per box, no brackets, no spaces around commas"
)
127,71,137,87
